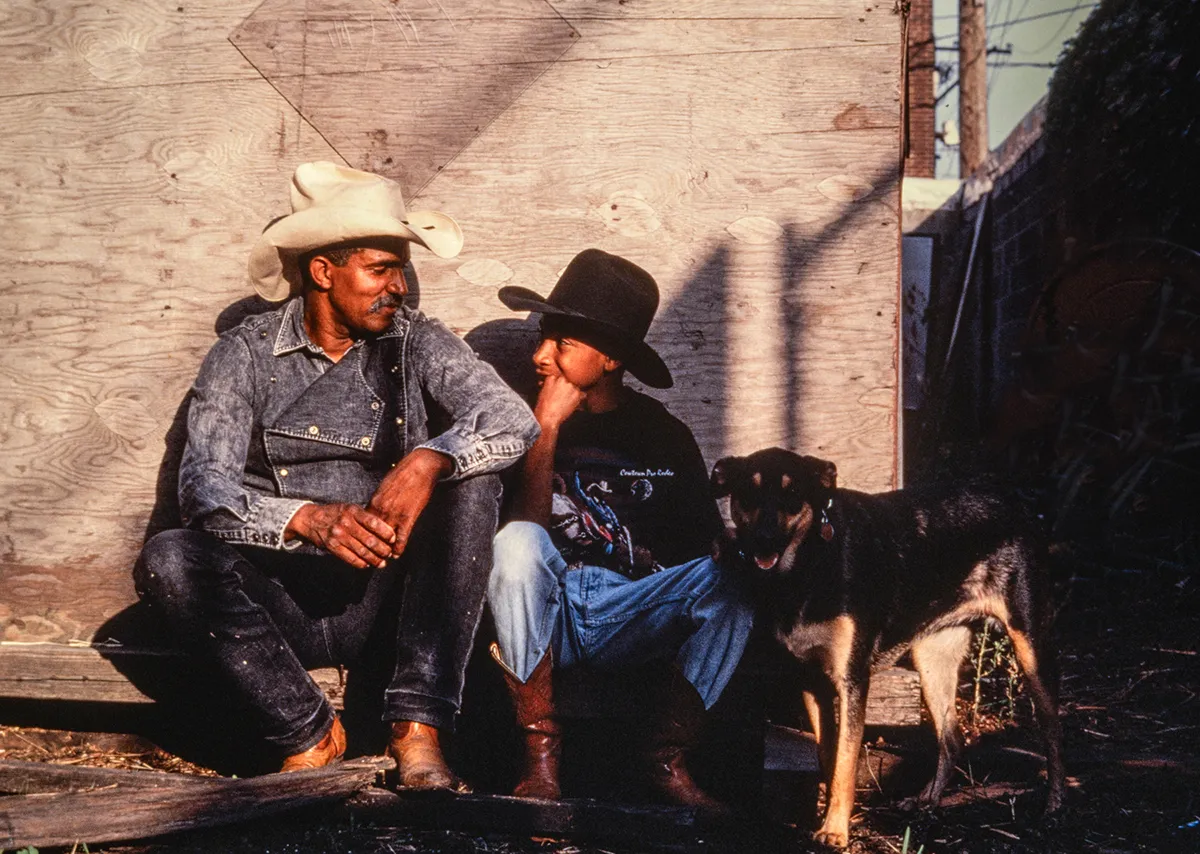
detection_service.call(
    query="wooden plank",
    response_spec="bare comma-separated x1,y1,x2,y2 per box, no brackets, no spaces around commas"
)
0,0,901,646
0,0,262,98
231,0,580,78
344,787,705,850
0,757,388,850
865,667,923,727
0,643,343,706
556,665,919,728
549,0,886,18
411,40,900,489
0,78,341,641
0,758,212,795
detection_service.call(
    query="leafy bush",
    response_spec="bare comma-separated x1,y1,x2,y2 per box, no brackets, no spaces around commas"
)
1044,0,1200,250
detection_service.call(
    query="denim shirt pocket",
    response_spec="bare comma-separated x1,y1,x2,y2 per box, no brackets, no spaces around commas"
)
262,349,395,506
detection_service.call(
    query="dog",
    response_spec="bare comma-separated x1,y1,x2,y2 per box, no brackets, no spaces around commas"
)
710,448,1065,849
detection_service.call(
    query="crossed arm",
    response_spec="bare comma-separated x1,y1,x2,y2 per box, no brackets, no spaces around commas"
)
285,447,452,569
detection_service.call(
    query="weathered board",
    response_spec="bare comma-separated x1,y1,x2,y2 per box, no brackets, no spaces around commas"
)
0,756,389,850
0,0,902,662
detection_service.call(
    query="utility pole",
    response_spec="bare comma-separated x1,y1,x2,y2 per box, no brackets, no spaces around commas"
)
958,0,988,177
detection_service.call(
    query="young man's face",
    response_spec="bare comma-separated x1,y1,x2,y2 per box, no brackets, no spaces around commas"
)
532,326,618,392
310,243,410,336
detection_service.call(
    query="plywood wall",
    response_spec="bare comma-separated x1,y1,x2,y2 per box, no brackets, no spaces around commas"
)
0,0,901,645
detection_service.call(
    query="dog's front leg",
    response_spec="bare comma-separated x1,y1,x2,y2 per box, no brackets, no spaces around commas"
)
814,674,868,849
802,689,837,785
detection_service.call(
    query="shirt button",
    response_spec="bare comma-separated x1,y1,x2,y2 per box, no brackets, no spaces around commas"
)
270,376,277,383
308,425,319,435
371,401,380,410
360,437,371,447
395,417,404,425
279,468,288,477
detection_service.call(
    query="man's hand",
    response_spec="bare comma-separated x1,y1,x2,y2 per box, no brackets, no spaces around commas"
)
287,503,397,569
533,374,586,430
368,448,454,558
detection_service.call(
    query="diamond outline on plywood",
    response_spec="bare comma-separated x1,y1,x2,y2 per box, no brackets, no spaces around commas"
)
229,0,579,195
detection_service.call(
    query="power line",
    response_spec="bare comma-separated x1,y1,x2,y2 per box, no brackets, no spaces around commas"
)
1020,1,1094,54
988,0,1015,87
989,0,1035,87
933,3,1097,27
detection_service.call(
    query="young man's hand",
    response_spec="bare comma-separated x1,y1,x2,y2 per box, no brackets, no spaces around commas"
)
367,447,454,558
286,503,396,569
534,374,586,430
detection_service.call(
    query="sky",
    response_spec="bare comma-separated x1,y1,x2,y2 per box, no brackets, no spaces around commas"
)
932,0,1099,179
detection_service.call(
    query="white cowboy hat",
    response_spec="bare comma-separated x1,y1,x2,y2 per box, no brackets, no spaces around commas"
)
248,161,464,301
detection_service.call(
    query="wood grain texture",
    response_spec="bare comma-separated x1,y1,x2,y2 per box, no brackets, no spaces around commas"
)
0,643,344,704
345,787,703,849
0,0,901,652
0,756,388,850
549,0,886,18
0,758,213,794
411,35,901,489
0,0,262,98
0,79,340,641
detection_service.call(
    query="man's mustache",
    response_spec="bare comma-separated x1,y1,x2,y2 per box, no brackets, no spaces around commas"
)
369,294,404,313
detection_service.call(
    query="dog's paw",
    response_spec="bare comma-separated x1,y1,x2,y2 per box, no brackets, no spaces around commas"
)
897,793,937,813
812,827,850,849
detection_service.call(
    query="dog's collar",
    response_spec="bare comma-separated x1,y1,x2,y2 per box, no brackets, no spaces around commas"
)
819,498,835,542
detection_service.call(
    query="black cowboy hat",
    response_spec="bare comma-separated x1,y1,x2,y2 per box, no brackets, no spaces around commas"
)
498,249,672,388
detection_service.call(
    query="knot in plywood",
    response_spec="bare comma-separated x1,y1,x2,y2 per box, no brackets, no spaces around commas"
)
596,192,660,237
74,28,148,84
94,397,158,441
817,174,875,202
726,216,783,244
456,258,513,288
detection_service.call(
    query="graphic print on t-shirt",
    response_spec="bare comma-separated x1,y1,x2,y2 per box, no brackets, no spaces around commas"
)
549,446,676,579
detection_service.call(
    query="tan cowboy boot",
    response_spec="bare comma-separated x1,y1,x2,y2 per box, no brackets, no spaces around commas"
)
645,671,730,818
280,716,346,773
490,642,561,799
387,720,468,792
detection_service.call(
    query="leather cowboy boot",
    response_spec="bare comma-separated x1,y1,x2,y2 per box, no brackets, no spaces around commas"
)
645,670,730,817
490,642,561,799
387,720,468,792
280,716,346,772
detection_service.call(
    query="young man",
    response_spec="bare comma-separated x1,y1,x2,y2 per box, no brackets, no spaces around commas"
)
487,249,754,812
135,162,538,787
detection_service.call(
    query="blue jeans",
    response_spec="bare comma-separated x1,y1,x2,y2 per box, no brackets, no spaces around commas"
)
488,522,754,709
134,474,500,754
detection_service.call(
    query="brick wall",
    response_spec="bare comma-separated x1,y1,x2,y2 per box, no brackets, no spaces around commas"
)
960,100,1057,406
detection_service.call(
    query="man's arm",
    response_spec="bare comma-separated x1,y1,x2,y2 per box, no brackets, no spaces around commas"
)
366,317,540,555
403,317,541,480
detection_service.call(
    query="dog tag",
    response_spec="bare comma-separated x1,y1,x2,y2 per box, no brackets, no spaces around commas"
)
820,521,834,541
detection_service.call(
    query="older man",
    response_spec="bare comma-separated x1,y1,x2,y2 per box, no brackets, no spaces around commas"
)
135,162,539,788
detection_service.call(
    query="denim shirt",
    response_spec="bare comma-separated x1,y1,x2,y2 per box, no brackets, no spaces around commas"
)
178,297,539,550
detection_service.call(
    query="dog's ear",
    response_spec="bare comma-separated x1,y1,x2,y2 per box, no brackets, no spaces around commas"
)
710,456,742,497
801,456,837,489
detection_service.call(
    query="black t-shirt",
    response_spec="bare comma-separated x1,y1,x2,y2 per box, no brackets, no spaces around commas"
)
548,390,723,578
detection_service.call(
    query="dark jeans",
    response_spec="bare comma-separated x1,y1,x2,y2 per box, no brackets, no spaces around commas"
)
134,475,500,755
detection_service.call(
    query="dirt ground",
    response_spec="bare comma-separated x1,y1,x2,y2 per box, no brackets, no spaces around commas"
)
2,553,1197,854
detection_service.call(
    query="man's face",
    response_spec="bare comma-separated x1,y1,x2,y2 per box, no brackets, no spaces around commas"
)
311,244,410,336
531,327,617,391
